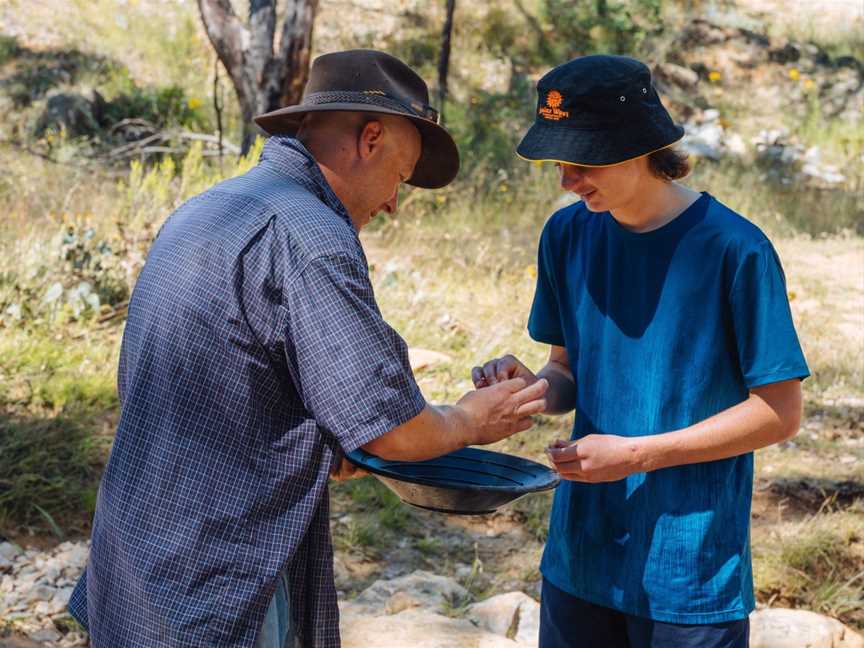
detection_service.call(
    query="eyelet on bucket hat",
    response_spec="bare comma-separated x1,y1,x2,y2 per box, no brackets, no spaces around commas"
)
516,55,684,167
255,49,460,189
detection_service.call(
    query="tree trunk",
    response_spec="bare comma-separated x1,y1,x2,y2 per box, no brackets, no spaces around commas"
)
437,0,456,124
198,0,318,153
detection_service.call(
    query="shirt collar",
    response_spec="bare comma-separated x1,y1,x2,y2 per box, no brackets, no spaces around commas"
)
259,136,353,228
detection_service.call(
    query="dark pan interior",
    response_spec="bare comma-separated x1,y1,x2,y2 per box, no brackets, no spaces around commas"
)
347,447,558,493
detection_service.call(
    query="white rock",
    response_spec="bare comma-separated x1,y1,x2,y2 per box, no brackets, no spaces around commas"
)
750,608,864,648
33,599,53,616
469,592,538,638
515,597,540,646
724,132,748,156
28,584,55,602
51,586,74,612
0,541,22,562
29,626,63,642
340,607,521,648
347,570,468,616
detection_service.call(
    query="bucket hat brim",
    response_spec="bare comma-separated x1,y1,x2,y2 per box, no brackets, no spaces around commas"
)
517,120,685,168
255,104,459,190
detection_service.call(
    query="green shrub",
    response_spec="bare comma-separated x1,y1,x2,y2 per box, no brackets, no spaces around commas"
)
0,34,20,65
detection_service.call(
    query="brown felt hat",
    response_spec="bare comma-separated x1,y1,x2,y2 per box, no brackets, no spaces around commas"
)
254,49,460,189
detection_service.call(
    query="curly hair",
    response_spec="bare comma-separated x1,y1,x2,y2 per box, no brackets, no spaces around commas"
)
647,147,691,181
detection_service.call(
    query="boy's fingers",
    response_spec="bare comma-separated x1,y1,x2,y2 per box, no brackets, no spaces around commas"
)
482,361,500,385
546,441,579,462
553,459,584,479
471,366,485,387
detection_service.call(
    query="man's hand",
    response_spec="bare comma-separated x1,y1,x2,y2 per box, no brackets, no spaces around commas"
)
546,435,643,483
471,354,539,389
457,377,548,446
330,456,368,481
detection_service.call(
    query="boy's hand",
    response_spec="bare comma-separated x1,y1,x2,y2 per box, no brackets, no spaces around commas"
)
471,354,539,389
546,435,644,483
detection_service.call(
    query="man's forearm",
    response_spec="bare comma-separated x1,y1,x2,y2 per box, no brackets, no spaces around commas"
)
363,405,471,461
636,380,802,473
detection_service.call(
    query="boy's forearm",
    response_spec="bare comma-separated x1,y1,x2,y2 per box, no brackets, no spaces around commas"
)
537,360,576,415
636,379,802,473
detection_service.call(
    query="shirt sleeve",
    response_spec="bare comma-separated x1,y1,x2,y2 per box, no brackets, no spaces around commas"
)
528,222,566,346
729,241,810,388
283,253,426,452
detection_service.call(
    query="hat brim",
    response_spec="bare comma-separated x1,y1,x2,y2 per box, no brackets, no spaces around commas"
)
254,104,460,189
516,120,685,167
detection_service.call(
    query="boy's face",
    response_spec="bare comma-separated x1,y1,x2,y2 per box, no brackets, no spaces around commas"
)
556,157,648,213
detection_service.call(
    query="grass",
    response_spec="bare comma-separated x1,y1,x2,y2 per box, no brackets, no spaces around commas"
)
753,510,864,627
0,324,118,537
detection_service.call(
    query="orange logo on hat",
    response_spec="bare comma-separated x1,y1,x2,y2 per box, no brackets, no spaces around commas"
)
539,89,569,121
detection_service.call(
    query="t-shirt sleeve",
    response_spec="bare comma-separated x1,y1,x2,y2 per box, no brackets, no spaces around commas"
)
527,222,566,346
283,253,426,452
729,241,810,388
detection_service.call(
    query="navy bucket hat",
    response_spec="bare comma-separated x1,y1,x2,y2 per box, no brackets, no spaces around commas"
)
517,55,684,167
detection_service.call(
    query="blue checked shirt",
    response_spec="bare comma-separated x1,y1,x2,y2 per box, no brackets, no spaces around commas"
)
68,137,426,647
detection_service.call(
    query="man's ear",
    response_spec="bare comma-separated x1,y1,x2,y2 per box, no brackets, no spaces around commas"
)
357,119,385,162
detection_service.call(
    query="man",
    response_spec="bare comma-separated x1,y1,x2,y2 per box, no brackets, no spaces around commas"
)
472,55,808,648
68,50,548,648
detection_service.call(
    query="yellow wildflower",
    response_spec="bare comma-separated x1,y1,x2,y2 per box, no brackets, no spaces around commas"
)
788,68,800,81
708,70,721,82
187,97,203,110
525,265,537,279
803,78,815,90
435,195,446,204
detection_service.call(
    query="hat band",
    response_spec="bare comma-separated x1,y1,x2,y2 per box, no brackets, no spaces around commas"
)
302,90,440,124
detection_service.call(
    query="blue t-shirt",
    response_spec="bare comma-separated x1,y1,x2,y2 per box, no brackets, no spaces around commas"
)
529,192,809,624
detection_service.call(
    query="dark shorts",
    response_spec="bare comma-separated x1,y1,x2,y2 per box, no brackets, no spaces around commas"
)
539,578,750,648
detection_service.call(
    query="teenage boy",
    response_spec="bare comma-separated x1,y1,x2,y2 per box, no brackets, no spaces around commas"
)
472,55,808,648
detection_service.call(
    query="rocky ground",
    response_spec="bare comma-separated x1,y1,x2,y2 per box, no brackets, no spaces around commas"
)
2,540,863,648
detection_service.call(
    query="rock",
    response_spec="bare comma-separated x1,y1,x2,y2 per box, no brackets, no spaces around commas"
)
408,349,453,373
33,92,100,138
750,608,864,648
385,590,422,614
27,585,55,603
340,608,521,648
656,63,700,88
724,132,747,156
515,598,540,646
0,541,23,562
27,626,62,643
769,42,801,63
468,591,540,644
682,121,724,160
347,570,468,616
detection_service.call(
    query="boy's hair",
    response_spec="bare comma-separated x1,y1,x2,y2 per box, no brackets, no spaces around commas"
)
647,147,691,181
